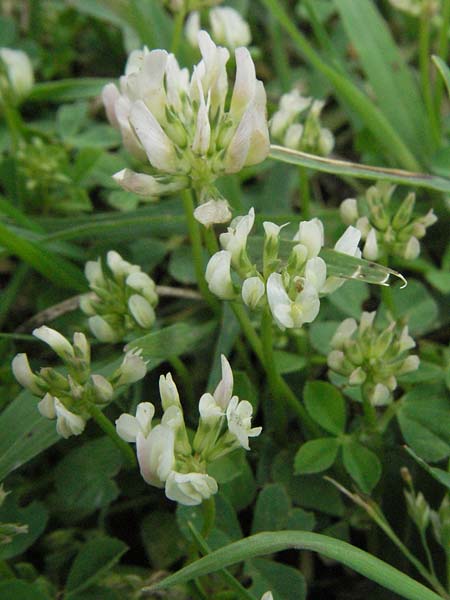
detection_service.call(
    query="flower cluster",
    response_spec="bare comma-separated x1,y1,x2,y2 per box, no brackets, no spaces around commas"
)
340,183,437,261
270,88,334,156
12,326,147,438
328,312,420,406
103,30,269,222
116,355,261,505
185,6,251,51
80,250,158,343
0,47,34,105
205,208,361,329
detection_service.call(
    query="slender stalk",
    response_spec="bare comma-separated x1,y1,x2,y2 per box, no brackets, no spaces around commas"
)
435,0,450,116
419,8,440,146
261,308,288,433
230,302,264,364
419,530,437,581
171,8,186,54
182,189,219,312
269,16,291,92
188,521,255,600
298,167,311,219
87,403,136,467
361,389,378,433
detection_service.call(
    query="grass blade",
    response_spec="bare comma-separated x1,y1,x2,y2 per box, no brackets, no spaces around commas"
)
269,145,450,193
432,55,450,97
28,78,111,102
334,0,431,157
145,531,442,600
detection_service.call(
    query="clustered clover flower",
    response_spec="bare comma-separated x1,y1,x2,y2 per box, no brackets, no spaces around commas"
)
205,208,362,329
270,88,334,156
339,182,437,261
80,250,158,343
12,326,147,438
0,47,34,105
103,30,269,224
328,311,420,406
115,355,261,505
185,6,251,51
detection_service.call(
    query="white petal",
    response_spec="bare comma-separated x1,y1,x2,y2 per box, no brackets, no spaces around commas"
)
128,294,155,328
116,413,141,442
230,47,256,120
130,100,177,173
159,373,180,411
334,226,361,257
205,251,235,299
266,273,292,329
213,354,234,410
137,425,175,487
102,83,120,128
12,353,41,394
33,326,74,359
113,168,187,197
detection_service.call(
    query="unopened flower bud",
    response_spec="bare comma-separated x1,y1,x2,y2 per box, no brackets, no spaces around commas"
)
128,294,155,328
193,198,232,227
88,316,120,343
159,373,181,411
340,198,359,225
242,276,265,309
91,374,114,403
403,236,420,260
33,326,74,360
205,251,235,299
115,350,147,386
0,48,34,102
349,367,366,385
12,353,41,395
363,228,379,260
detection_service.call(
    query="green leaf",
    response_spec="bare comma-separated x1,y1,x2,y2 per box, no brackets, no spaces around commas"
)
432,55,450,98
286,508,316,532
28,79,111,102
328,281,369,318
342,441,382,493
53,437,122,519
397,385,450,462
274,350,307,374
252,484,291,534
220,453,257,511
56,102,88,138
0,222,86,292
269,146,450,192
246,557,307,600
168,245,209,284
387,280,439,336
126,321,217,365
404,447,450,491
0,392,59,482
215,493,243,542
309,321,341,356
141,510,185,569
64,536,128,598
0,580,51,600
334,0,429,158
0,492,48,560
294,438,340,474
304,381,346,435
146,531,442,600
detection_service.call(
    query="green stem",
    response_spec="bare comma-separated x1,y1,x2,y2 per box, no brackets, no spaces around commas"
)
361,389,378,433
261,308,288,433
420,530,437,581
419,9,440,146
188,521,255,600
201,496,216,539
298,166,311,219
87,403,136,467
182,189,219,312
435,0,450,116
378,400,400,434
260,0,421,170
230,302,264,364
171,8,186,54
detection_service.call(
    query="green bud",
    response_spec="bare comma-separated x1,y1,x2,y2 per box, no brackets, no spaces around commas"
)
392,192,415,230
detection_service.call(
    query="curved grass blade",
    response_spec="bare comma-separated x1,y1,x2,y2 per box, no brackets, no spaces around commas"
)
247,236,406,288
432,56,450,98
144,531,441,600
28,78,111,102
270,146,450,194
404,446,450,491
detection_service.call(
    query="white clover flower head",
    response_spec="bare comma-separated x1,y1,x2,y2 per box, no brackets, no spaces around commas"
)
340,198,359,225
266,272,320,330
53,398,86,439
193,198,232,227
293,218,324,259
0,48,34,102
242,276,265,309
115,349,147,386
159,372,181,411
12,353,42,395
226,396,262,450
209,7,252,50
165,471,218,506
205,250,235,299
33,326,74,360
105,32,269,204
